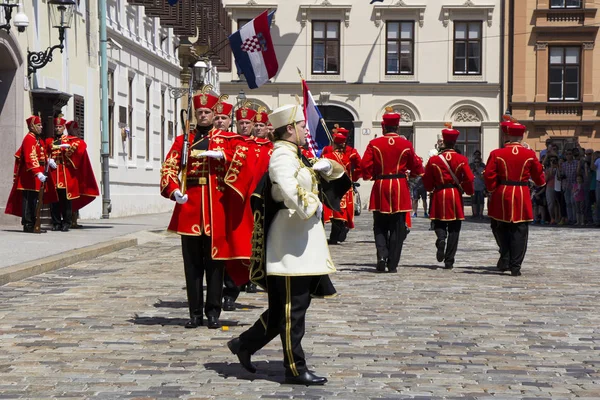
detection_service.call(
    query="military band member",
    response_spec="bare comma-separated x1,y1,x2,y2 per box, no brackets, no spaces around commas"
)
5,116,53,233
160,89,249,329
227,103,346,386
483,122,546,276
360,107,424,273
321,127,362,244
422,124,475,270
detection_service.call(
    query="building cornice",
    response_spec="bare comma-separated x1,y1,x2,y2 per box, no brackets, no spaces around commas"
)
299,1,352,27
441,0,495,27
373,1,427,28
224,1,278,23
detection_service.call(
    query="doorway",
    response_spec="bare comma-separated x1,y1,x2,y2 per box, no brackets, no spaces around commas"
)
319,105,355,147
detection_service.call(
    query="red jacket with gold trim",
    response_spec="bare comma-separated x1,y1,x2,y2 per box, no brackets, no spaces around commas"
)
4,132,57,217
160,128,253,260
484,143,546,223
360,133,424,213
322,146,362,228
45,135,99,210
423,150,474,221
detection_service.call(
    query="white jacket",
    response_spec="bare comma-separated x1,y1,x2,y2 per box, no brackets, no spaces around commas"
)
266,141,345,276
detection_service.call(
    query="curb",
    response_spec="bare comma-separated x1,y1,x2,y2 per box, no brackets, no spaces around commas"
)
0,237,138,286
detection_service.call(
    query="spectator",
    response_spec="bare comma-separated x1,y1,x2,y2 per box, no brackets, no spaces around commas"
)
410,176,428,218
557,158,568,225
540,138,553,161
592,151,600,226
545,155,560,225
532,183,548,225
573,174,586,226
561,149,579,225
469,156,486,219
580,148,595,224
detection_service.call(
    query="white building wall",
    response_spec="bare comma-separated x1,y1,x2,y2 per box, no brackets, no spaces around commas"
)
221,0,502,202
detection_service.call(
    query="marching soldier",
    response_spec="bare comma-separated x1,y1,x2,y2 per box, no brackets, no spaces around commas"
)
422,124,475,270
160,89,250,329
321,127,362,244
46,119,99,232
360,107,424,273
5,115,55,233
483,122,546,276
227,103,347,385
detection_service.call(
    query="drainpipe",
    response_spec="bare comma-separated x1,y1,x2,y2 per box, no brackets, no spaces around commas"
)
99,0,111,218
499,0,505,121
507,0,514,116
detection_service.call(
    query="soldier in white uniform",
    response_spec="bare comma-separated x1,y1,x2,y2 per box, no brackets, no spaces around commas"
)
227,104,346,386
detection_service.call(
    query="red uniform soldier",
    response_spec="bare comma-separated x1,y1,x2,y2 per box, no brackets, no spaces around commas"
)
160,89,249,329
484,122,546,276
45,118,98,231
360,108,424,273
422,124,475,270
322,128,362,244
251,106,274,190
5,116,53,232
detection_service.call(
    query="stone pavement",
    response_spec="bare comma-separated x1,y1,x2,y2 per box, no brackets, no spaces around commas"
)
0,213,599,399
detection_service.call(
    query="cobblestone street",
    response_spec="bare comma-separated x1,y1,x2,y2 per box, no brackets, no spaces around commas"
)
0,214,599,399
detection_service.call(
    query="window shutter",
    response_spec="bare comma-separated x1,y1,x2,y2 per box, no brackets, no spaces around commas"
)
74,94,85,140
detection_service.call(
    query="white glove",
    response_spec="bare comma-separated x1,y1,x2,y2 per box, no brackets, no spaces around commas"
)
313,159,332,175
316,202,323,220
59,144,71,149
199,150,224,160
36,172,47,183
173,189,188,204
48,159,57,169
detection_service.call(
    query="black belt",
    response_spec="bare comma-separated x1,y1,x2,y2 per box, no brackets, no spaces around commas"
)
435,183,457,190
375,173,406,180
275,202,288,211
186,177,208,186
500,180,528,187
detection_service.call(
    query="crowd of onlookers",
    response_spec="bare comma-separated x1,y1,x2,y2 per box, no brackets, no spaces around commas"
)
408,142,600,227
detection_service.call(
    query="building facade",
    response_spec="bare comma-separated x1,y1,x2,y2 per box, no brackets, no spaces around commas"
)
507,0,600,153
0,0,182,224
221,0,503,199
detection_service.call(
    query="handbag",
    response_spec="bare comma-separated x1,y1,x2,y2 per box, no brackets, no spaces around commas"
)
438,154,465,195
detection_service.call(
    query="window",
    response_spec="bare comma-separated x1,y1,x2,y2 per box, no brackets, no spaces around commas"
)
238,19,250,30
161,90,166,162
455,127,481,162
108,70,115,158
550,0,582,8
73,95,85,140
400,127,414,145
145,83,151,162
549,47,580,101
128,76,133,160
453,21,482,75
386,21,414,75
312,21,340,75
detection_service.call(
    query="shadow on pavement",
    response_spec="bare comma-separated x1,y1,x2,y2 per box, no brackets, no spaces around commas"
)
458,265,505,276
153,300,188,309
401,264,443,270
204,361,285,384
128,315,189,327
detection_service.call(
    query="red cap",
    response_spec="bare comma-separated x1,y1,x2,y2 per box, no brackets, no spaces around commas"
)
333,133,347,144
381,107,401,128
66,121,79,131
500,115,514,134
333,124,349,137
236,103,257,122
193,92,219,111
507,123,526,137
54,117,67,127
253,106,269,124
26,115,42,127
213,95,233,116
442,123,460,142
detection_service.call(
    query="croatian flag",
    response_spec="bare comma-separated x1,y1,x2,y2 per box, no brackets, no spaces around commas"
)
302,80,331,156
229,10,278,89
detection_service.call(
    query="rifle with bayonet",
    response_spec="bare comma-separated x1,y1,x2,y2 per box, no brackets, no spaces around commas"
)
33,155,50,234
179,67,195,195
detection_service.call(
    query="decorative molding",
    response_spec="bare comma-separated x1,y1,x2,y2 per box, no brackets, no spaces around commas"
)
453,107,482,123
583,42,595,50
441,1,495,28
373,2,426,28
536,42,548,50
398,108,414,122
299,3,352,28
224,2,278,23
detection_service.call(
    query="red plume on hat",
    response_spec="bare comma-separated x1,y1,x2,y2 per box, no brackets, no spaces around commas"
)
442,122,460,143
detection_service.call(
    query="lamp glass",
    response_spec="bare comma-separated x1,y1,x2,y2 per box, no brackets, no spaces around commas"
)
237,89,246,101
49,0,76,29
193,60,208,88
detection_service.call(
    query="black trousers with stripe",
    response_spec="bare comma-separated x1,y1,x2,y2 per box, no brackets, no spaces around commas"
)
373,211,407,269
181,235,224,319
238,275,317,377
492,221,529,273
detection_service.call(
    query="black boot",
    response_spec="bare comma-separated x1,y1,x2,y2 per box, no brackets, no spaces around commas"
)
184,316,203,329
284,371,328,386
227,338,257,373
207,315,221,329
245,283,257,293
223,297,236,312
376,258,386,273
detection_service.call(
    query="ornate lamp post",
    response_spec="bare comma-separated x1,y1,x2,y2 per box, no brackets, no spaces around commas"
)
27,0,76,77
169,60,208,99
0,0,28,32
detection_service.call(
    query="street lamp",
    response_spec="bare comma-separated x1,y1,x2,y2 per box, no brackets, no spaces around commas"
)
236,89,246,106
169,58,209,99
0,0,28,33
27,0,76,77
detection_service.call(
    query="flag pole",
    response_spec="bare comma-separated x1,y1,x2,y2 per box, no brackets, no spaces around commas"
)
297,67,333,146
